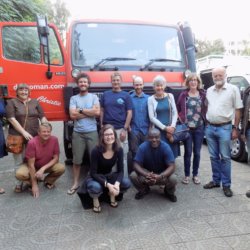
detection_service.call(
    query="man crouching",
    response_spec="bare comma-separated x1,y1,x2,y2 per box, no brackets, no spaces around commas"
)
130,128,177,202
15,122,65,198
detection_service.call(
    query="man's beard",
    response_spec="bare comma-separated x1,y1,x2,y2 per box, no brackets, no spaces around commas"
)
214,80,225,87
80,87,88,93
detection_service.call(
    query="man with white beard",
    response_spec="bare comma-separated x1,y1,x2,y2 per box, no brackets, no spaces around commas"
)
203,67,243,197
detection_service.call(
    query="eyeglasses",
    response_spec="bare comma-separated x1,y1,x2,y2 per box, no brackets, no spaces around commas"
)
104,133,114,137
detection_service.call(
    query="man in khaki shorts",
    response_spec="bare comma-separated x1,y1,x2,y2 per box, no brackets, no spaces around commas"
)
68,73,100,194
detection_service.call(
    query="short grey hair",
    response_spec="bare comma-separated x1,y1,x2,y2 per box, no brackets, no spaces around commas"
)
133,75,144,84
152,75,167,89
39,122,52,131
16,83,30,96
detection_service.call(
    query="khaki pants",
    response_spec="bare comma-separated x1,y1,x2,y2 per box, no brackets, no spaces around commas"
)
16,163,65,185
115,128,129,177
130,171,177,195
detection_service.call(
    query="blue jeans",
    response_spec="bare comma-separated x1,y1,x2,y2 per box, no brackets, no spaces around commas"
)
183,125,204,177
86,177,131,198
205,124,232,187
246,128,250,163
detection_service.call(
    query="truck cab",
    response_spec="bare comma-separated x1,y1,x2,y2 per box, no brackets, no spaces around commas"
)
0,17,197,162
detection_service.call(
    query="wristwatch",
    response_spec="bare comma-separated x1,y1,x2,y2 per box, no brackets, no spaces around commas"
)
79,108,83,114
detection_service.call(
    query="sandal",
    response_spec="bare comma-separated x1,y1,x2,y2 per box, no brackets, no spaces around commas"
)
14,183,23,193
44,182,55,189
182,176,190,184
67,186,79,195
192,176,201,185
93,205,101,213
0,188,5,194
110,201,118,208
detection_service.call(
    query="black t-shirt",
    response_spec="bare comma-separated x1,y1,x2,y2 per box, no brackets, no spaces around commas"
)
90,146,124,185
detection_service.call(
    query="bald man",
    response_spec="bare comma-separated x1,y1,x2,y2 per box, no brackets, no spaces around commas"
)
204,67,243,197
129,76,150,161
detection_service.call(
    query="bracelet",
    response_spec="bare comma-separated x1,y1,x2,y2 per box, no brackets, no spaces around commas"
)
232,125,238,130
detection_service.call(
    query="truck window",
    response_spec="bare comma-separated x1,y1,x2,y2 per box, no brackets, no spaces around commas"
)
44,29,64,66
2,26,41,63
72,23,185,69
2,26,63,66
228,76,249,90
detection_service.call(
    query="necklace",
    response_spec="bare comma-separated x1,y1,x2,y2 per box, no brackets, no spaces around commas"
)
155,93,165,99
188,90,199,97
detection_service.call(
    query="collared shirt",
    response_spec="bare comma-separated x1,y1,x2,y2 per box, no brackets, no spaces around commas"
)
206,83,243,124
130,91,149,135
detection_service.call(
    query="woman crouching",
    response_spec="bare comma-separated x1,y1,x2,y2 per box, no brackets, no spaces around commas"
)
86,124,131,213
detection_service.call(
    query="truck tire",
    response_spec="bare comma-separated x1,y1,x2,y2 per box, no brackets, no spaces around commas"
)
63,121,73,165
231,137,248,162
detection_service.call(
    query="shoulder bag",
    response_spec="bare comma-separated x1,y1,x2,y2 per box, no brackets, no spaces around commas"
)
166,94,190,143
6,103,28,154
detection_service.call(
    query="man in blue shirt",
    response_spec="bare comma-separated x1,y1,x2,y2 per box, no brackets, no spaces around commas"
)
100,72,133,177
129,76,150,159
130,128,177,202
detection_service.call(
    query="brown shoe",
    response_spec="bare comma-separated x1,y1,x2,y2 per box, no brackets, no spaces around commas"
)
223,186,233,197
246,190,250,198
203,181,220,189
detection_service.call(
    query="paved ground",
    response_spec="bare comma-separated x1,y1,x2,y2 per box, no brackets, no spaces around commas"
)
0,122,250,250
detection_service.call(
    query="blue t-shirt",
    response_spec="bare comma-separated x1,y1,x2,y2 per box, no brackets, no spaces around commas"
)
134,141,175,174
69,93,99,133
101,90,133,129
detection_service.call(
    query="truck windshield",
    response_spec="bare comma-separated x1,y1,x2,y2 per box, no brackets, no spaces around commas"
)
72,22,185,70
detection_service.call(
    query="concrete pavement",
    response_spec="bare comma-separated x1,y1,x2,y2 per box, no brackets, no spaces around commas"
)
0,122,250,250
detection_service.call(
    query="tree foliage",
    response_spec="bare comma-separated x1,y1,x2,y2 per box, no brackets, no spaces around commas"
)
0,0,70,42
196,39,226,59
0,0,51,22
49,0,70,42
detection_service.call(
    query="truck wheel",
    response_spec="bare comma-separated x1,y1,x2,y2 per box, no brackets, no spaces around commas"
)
231,137,248,162
63,121,73,165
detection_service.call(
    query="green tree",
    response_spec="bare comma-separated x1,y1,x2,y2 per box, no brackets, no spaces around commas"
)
196,39,225,59
241,40,250,55
0,0,52,22
49,0,70,42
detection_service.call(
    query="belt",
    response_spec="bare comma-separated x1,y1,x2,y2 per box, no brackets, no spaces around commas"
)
208,121,231,127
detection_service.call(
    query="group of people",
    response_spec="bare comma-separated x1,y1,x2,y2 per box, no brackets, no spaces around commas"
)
1,66,250,213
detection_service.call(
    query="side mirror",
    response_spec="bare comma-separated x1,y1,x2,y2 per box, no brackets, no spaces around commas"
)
36,15,53,79
36,15,49,47
240,86,246,92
